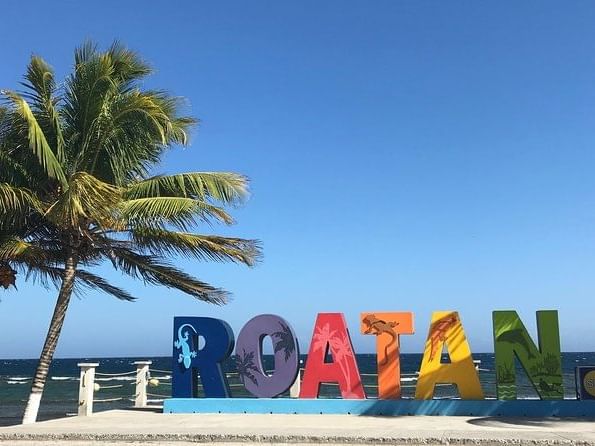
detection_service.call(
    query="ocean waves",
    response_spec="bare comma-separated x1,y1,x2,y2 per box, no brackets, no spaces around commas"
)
2,374,172,384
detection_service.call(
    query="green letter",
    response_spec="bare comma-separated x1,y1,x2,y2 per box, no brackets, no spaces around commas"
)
493,310,563,400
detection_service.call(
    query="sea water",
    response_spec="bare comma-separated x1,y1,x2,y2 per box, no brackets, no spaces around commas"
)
1,352,594,425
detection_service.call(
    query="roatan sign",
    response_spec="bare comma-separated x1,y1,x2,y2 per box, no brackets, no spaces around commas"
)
170,310,564,401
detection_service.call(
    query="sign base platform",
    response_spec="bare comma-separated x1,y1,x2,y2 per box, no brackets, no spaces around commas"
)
163,398,595,417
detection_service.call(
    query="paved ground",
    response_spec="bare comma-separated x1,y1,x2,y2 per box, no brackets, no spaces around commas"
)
1,409,594,444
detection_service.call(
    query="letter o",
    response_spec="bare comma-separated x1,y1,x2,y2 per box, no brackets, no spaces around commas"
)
235,314,300,398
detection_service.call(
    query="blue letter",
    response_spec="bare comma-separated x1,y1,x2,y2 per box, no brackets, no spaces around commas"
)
172,317,234,398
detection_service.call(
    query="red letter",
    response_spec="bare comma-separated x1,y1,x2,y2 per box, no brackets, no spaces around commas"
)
300,313,365,399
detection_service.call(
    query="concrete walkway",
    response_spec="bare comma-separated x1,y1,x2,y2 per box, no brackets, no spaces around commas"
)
0,409,594,444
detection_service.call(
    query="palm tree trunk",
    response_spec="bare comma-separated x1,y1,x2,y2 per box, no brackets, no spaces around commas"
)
22,254,77,424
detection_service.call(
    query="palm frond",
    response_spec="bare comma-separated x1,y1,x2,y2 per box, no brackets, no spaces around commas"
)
62,50,117,161
0,90,66,185
106,41,152,85
139,91,196,144
16,263,134,303
110,91,171,145
22,56,56,101
109,248,228,304
120,196,233,230
131,229,261,265
125,172,249,204
74,41,99,66
45,172,121,229
20,263,63,290
75,269,136,301
0,144,36,185
0,237,47,263
21,56,65,162
0,183,43,228
84,90,195,183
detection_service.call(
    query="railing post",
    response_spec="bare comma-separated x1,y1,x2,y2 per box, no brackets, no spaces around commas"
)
134,361,152,408
290,369,301,398
77,362,99,416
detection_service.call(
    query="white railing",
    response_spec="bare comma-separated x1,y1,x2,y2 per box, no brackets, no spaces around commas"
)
77,362,98,416
77,361,158,416
76,359,567,416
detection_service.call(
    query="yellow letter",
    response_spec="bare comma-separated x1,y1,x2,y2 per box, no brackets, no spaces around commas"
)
415,311,483,400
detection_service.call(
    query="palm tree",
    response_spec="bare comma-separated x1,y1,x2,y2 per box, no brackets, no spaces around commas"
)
0,41,261,424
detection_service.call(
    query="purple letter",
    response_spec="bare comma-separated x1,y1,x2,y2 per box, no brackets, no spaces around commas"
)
235,314,300,398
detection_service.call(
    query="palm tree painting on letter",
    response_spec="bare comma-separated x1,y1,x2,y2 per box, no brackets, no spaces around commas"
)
0,41,261,423
235,349,259,387
272,321,296,361
330,333,359,397
311,323,359,398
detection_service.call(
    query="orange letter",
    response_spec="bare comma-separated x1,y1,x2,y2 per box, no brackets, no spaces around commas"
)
360,312,414,399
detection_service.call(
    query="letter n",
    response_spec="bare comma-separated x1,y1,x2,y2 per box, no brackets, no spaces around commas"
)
493,310,563,400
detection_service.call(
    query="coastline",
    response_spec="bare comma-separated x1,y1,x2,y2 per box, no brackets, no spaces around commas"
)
2,352,594,426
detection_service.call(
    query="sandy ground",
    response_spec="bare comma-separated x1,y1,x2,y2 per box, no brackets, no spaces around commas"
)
0,443,374,446
1,410,594,444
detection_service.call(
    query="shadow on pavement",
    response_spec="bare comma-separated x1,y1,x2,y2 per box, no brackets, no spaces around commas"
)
122,406,162,414
467,416,595,428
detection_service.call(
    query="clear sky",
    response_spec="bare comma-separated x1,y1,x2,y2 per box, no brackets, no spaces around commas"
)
1,1,595,358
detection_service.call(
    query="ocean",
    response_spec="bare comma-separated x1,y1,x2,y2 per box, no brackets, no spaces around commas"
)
1,352,593,425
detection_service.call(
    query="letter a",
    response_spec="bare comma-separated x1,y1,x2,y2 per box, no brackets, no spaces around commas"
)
300,313,365,399
415,311,483,400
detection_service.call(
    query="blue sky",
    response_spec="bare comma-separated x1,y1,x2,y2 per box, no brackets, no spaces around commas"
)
1,1,595,358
